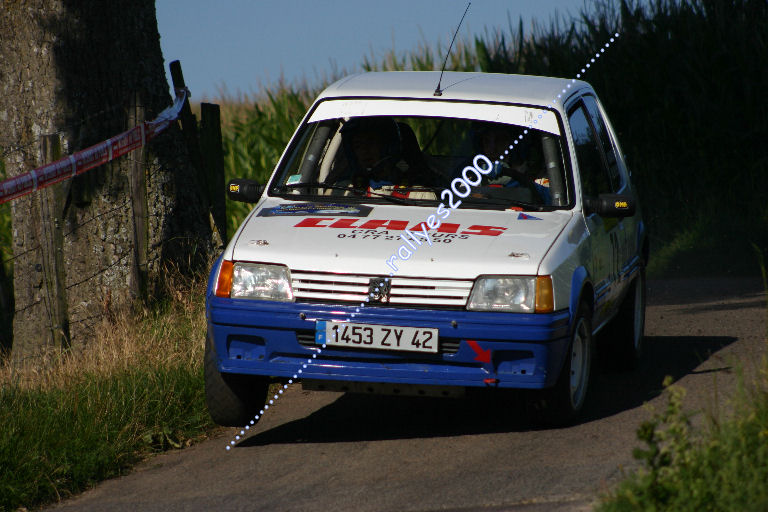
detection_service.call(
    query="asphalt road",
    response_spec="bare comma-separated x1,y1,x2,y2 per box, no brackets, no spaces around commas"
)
51,277,766,512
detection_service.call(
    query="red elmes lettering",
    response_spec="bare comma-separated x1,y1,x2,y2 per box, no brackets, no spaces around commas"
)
436,223,460,233
358,219,409,230
460,225,507,236
291,218,506,235
294,217,335,227
328,218,359,229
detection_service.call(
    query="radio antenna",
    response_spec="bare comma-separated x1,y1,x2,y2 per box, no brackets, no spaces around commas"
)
434,2,471,97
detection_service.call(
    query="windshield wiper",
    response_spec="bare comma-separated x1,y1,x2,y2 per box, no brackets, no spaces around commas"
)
275,182,415,205
460,197,548,211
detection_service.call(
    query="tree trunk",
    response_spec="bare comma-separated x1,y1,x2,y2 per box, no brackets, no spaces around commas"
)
0,0,215,362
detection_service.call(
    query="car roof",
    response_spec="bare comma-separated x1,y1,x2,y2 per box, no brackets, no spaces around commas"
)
317,71,592,110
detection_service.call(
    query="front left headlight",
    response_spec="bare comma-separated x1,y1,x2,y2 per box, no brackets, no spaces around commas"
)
230,263,294,301
467,275,553,313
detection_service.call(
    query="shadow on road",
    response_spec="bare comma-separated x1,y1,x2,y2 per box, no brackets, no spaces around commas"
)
585,335,735,421
238,334,735,447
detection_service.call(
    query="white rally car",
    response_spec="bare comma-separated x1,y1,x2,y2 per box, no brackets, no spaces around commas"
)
205,71,648,426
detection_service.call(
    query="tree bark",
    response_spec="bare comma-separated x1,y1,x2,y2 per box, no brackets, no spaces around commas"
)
0,0,215,362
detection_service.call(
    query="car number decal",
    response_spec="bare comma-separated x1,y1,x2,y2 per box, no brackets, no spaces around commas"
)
258,203,373,217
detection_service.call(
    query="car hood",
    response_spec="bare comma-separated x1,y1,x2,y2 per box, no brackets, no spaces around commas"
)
228,198,572,279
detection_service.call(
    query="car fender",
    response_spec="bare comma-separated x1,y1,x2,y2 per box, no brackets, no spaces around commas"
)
569,265,592,326
636,219,649,263
206,254,225,320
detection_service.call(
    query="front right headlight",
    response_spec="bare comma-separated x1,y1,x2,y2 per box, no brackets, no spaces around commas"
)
467,275,553,313
467,276,536,312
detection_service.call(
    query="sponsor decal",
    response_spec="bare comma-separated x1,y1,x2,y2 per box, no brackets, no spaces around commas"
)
285,174,302,185
293,217,506,238
258,202,373,217
517,212,542,221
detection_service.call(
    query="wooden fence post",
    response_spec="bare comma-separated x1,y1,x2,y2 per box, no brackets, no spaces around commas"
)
169,60,204,174
170,60,225,248
129,92,148,302
200,102,226,243
39,134,70,349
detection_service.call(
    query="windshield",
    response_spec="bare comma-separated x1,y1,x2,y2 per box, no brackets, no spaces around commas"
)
269,105,570,209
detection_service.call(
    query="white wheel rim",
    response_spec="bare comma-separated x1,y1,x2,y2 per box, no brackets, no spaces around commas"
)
633,276,645,350
569,318,590,409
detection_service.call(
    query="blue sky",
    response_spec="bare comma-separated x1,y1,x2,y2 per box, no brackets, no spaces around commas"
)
156,1,592,99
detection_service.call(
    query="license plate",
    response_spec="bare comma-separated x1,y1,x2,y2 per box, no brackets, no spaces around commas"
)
315,321,438,353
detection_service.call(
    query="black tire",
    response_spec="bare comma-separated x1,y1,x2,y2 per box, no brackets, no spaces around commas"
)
204,335,269,427
605,266,646,371
532,300,595,426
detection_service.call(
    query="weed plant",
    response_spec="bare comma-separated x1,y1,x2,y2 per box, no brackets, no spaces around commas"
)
0,272,214,511
598,366,768,510
598,247,768,510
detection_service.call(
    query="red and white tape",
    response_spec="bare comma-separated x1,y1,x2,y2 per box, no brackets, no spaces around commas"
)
0,88,188,205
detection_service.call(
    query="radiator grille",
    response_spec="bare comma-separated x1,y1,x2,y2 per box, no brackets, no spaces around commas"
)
291,270,473,308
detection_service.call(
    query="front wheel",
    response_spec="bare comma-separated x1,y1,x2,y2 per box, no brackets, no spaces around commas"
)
532,301,594,425
204,335,269,427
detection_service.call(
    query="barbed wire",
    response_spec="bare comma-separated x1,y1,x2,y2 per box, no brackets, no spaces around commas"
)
0,101,150,160
0,148,180,268
64,249,133,292
10,231,215,315
0,91,208,359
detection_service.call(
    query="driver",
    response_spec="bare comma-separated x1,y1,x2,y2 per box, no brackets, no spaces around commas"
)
475,123,551,204
339,117,405,192
324,117,435,199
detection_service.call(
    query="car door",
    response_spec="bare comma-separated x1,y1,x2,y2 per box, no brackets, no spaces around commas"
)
567,97,623,330
582,94,640,274
581,95,640,298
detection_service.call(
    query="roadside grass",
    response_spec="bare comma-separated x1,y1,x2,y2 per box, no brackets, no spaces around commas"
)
646,216,768,279
0,272,215,512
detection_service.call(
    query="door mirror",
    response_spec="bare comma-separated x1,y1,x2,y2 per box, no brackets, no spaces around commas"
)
227,179,264,203
584,193,636,218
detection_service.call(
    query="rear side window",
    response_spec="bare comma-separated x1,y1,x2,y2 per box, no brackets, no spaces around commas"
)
568,105,614,198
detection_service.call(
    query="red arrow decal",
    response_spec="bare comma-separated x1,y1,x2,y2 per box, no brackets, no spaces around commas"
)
467,340,491,363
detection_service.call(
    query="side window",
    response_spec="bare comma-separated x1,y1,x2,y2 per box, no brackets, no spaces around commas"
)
568,104,612,198
582,95,621,190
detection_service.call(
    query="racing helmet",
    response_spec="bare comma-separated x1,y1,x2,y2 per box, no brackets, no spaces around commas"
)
340,116,403,174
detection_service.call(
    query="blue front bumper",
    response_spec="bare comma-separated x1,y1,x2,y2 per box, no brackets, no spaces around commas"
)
206,291,573,390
